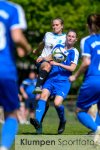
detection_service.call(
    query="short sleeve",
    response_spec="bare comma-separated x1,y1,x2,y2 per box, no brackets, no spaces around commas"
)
80,37,91,57
10,4,27,30
71,48,79,65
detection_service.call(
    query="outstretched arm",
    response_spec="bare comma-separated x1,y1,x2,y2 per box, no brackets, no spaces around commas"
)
69,56,91,82
33,41,45,55
50,61,77,72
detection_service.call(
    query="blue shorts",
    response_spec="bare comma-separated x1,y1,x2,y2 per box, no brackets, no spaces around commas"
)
77,76,100,110
43,78,71,99
25,98,37,110
0,79,20,112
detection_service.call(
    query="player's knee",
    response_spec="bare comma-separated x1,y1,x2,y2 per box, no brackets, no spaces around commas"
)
75,108,83,115
40,92,48,101
40,62,51,72
45,63,51,72
54,101,62,107
5,110,18,119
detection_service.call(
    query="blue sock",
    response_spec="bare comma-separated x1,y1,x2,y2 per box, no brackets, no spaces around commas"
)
95,112,100,125
35,99,46,123
55,105,66,122
1,117,18,149
77,112,97,131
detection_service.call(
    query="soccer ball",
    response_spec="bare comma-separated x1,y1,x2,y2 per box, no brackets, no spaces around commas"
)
52,44,66,63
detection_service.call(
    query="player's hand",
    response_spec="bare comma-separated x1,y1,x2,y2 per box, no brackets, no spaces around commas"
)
69,75,76,82
33,49,37,54
17,47,26,57
45,55,53,61
50,61,59,66
36,57,43,63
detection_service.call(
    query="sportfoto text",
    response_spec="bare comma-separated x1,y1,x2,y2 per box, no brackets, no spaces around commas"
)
20,138,95,147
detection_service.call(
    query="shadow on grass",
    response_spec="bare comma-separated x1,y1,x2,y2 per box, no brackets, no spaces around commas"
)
20,132,58,135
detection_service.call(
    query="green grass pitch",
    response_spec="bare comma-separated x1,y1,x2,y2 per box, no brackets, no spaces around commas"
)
4,104,91,150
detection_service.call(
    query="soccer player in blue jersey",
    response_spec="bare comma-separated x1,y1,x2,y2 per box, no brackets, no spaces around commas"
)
69,14,100,144
31,30,79,134
0,1,32,150
33,18,66,94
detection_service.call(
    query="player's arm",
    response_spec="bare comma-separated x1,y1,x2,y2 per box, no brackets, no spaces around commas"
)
73,56,90,78
33,41,45,55
69,56,91,82
11,28,32,56
59,62,77,72
20,85,28,99
50,61,77,72
36,54,52,63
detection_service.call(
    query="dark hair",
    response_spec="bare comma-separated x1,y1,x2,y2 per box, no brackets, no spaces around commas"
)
51,18,64,25
87,14,100,32
29,69,37,74
67,29,77,37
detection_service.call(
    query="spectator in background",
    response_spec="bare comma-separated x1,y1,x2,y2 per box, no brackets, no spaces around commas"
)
20,70,40,123
17,93,28,124
0,0,32,150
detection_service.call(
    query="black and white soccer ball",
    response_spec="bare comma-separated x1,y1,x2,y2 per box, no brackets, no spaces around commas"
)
52,44,67,63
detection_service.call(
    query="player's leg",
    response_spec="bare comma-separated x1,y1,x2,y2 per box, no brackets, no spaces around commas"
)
95,101,100,125
54,96,66,134
1,111,19,150
76,77,100,144
29,98,41,132
35,100,50,134
87,104,98,135
53,79,71,134
0,107,4,124
76,77,100,129
88,104,98,121
30,89,50,130
33,61,51,94
0,79,19,150
76,108,98,131
17,102,28,124
76,107,100,144
41,100,50,122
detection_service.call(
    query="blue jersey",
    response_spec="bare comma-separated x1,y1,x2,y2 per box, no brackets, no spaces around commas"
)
48,47,79,80
20,78,37,99
0,0,27,80
81,34,100,77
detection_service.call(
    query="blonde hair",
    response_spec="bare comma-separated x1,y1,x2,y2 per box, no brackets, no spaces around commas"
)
51,18,64,25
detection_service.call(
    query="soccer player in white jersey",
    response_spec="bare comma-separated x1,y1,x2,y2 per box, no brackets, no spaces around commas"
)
33,18,66,94
31,30,79,134
69,14,100,144
0,0,32,150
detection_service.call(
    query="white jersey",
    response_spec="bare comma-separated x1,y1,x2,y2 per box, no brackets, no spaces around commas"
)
40,32,66,57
